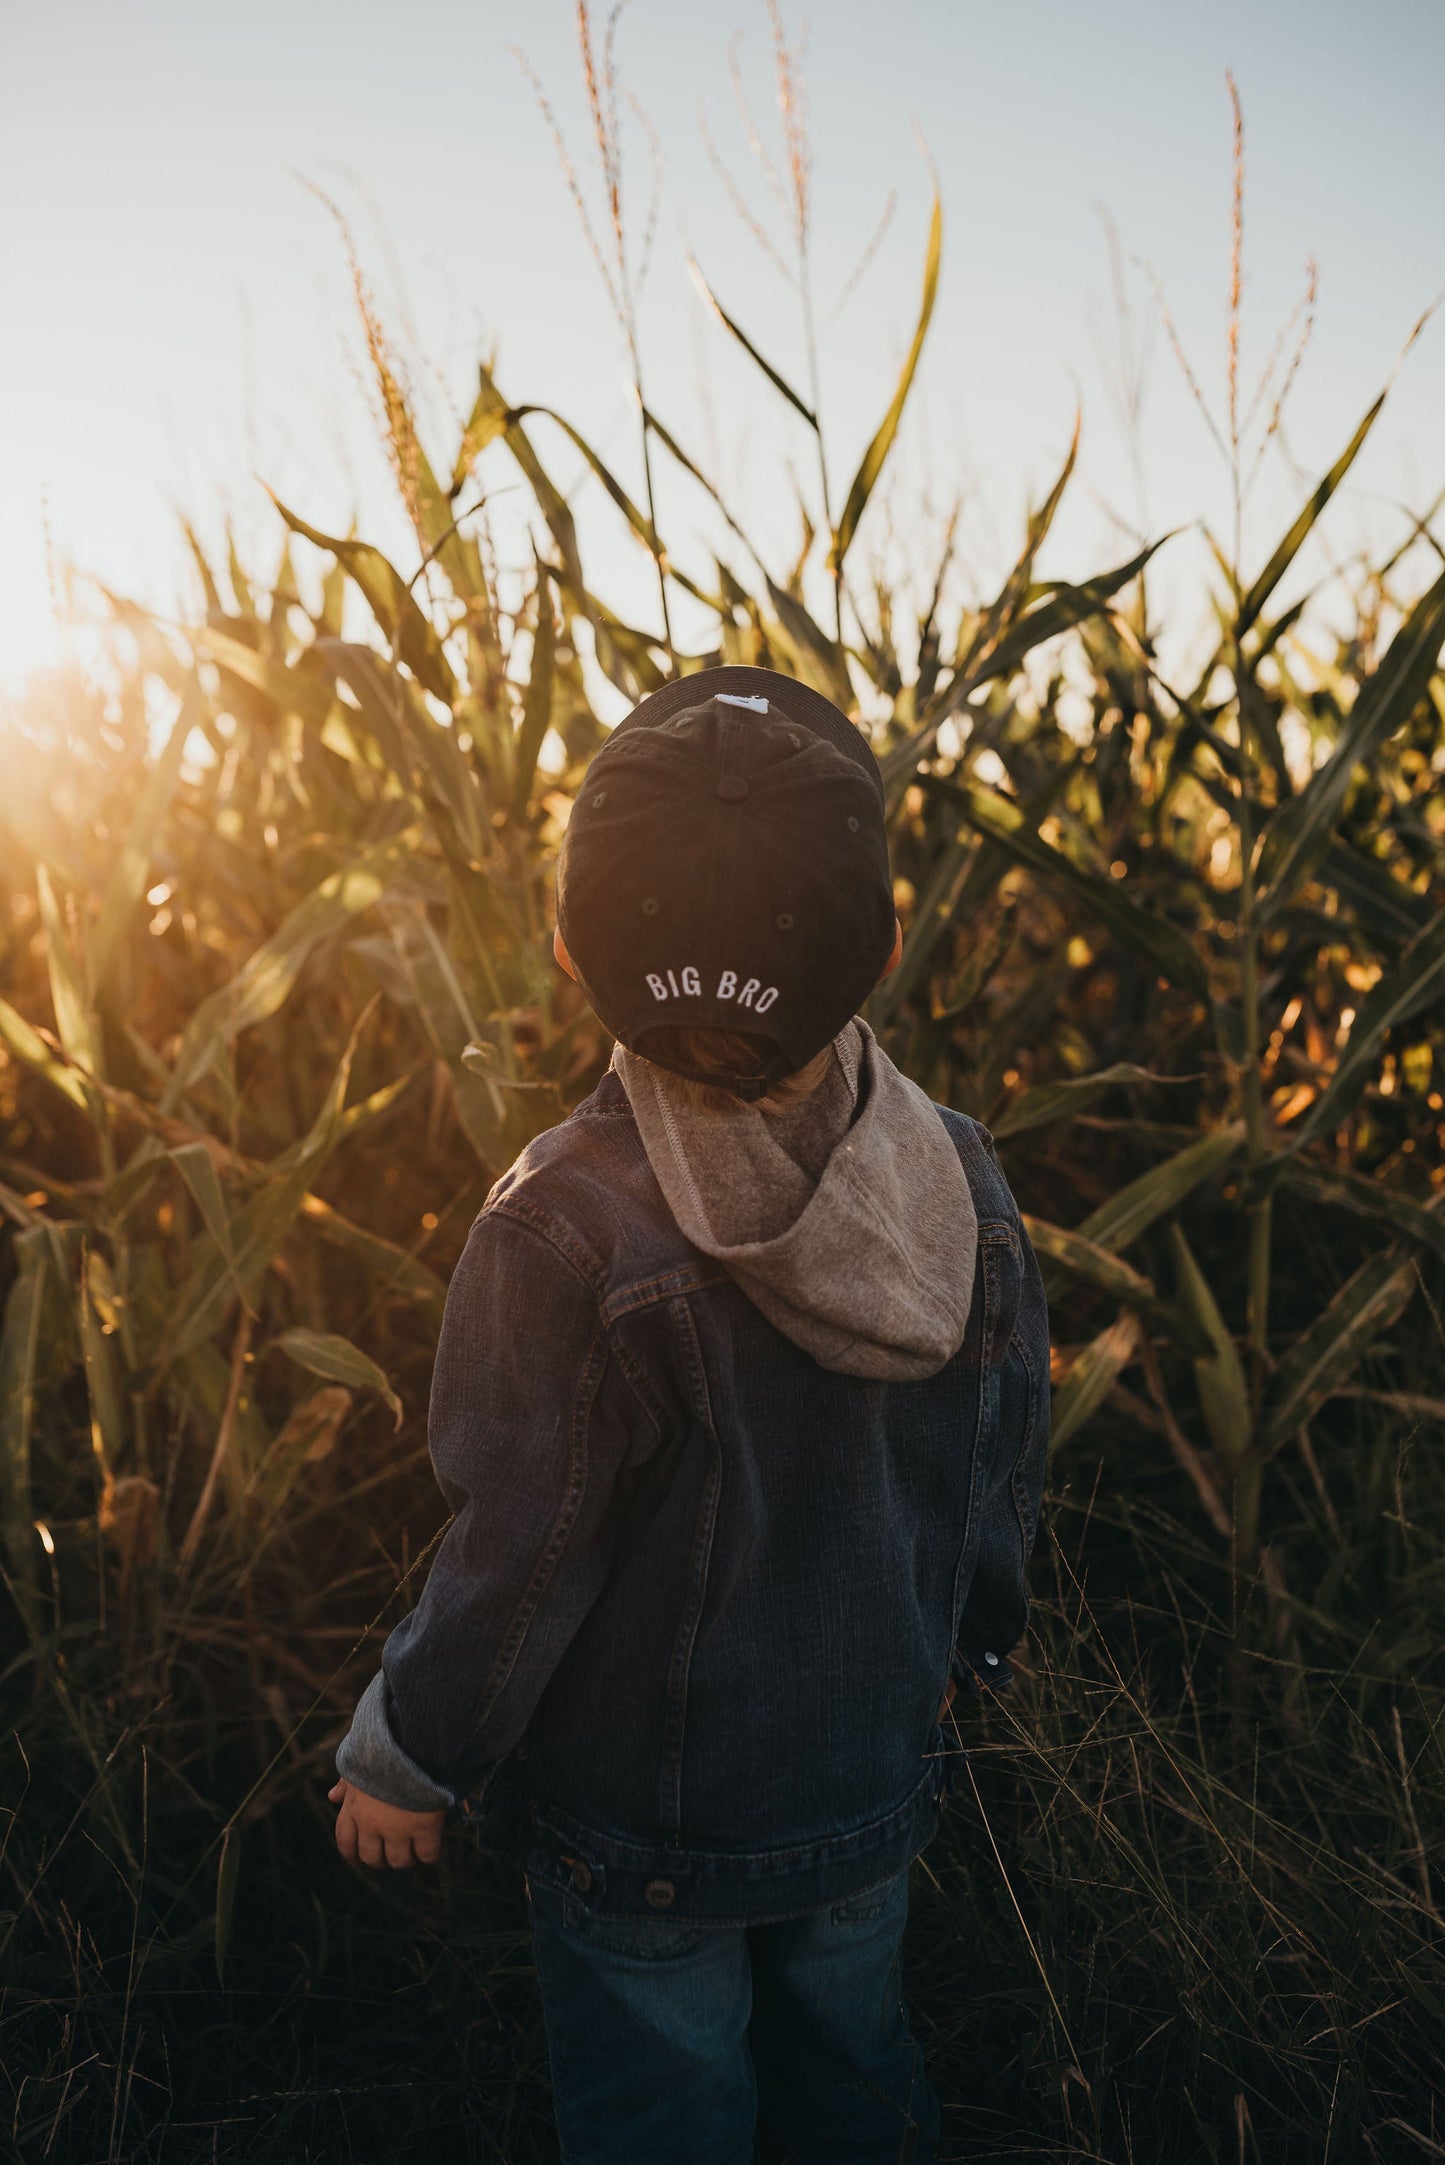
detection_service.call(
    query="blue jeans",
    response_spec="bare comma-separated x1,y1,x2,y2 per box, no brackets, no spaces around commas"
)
525,1866,941,2165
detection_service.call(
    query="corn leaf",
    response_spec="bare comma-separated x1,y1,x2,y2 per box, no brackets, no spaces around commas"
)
78,1262,123,1480
1317,839,1433,949
1168,1224,1251,1470
993,1062,1183,1139
1076,1123,1246,1255
0,1230,49,1614
90,695,195,992
764,576,853,706
297,1197,447,1329
1257,566,1445,913
0,998,90,1112
165,840,411,1108
687,258,818,428
277,1329,402,1431
171,1143,246,1306
215,1825,241,1987
35,865,99,1082
163,1019,364,1365
1259,1159,1445,1269
977,539,1168,702
1050,1311,1144,1454
1024,1213,1156,1305
1284,905,1445,1153
924,777,1209,995
1263,1247,1419,1446
511,573,555,823
830,188,942,572
269,495,459,706
1234,395,1385,640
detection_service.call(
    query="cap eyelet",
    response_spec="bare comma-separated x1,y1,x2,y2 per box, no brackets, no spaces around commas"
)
846,815,860,832
788,732,802,748
640,896,659,915
592,790,607,807
777,912,794,930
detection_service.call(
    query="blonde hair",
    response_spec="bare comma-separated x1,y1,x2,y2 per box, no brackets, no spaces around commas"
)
633,1023,828,1116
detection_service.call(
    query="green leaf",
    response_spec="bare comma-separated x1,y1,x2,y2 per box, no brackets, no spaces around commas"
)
978,539,1169,700
459,364,587,602
1263,1247,1419,1446
215,1824,242,1986
1024,1214,1157,1305
0,997,89,1112
1234,395,1385,640
764,576,853,706
687,259,818,428
924,777,1209,996
1257,566,1445,912
277,1329,402,1430
170,1143,246,1305
78,1256,123,1479
1049,1311,1143,1454
165,840,411,1108
196,628,333,731
35,865,99,1082
163,1017,367,1365
829,187,942,572
0,1230,49,1623
90,695,195,992
511,573,555,823
1316,839,1433,949
993,1062,1184,1139
269,495,459,706
1257,1159,1445,1269
450,387,523,495
298,1196,447,1330
1076,1123,1246,1255
1168,1225,1251,1470
1285,907,1445,1153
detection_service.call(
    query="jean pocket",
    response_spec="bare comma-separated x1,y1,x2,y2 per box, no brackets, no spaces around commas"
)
560,1908,713,1962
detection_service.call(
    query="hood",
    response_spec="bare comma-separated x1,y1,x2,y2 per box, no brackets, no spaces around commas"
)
610,1015,978,1381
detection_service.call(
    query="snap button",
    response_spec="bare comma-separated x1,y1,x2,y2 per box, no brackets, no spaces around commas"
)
984,1651,999,1667
715,774,749,802
569,1860,593,1894
644,1878,676,1908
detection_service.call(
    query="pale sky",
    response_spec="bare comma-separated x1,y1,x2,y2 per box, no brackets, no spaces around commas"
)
3,0,1443,694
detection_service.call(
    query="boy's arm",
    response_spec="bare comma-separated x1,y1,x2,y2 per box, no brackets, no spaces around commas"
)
335,1205,651,1815
952,1208,1050,1697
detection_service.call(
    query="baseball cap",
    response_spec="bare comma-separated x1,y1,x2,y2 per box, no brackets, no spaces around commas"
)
554,665,896,1102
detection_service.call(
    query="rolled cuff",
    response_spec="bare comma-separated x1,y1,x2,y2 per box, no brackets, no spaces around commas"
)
334,1671,459,1814
953,1641,1015,1696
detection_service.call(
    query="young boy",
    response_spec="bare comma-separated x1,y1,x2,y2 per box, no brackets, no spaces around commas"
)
330,665,1051,2164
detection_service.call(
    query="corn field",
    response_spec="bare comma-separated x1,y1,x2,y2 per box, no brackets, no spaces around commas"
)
2,61,1444,2160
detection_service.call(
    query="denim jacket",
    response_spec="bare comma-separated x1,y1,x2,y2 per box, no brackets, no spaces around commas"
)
335,1064,1051,1924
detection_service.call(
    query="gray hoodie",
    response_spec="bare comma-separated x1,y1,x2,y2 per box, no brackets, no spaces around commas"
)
611,1015,978,1381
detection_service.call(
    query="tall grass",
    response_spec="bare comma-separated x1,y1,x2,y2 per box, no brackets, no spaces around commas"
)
1,23,1442,2160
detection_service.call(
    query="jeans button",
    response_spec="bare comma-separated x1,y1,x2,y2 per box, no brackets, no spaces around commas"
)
644,1878,676,1909
562,1855,593,1895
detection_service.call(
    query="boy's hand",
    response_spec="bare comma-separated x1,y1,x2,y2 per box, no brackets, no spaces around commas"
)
328,1776,445,1868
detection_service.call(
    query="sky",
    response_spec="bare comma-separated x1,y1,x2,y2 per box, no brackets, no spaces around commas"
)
2,0,1443,697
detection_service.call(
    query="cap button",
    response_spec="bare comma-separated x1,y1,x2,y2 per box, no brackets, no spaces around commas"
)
715,774,749,803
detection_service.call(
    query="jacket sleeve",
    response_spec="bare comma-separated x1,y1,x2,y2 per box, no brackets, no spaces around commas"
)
335,1204,652,1814
952,1200,1050,1698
